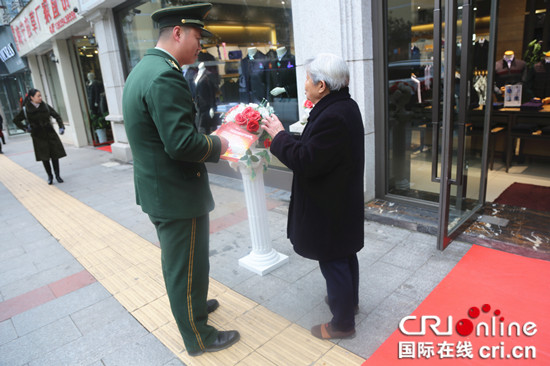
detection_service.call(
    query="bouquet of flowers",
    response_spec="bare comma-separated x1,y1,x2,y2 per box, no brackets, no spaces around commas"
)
300,99,314,123
213,100,274,162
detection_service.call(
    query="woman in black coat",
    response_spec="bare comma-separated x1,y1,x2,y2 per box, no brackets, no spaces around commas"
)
262,53,365,340
13,89,66,184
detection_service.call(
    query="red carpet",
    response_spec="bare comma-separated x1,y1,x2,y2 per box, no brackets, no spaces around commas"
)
494,183,550,212
96,145,112,153
364,245,550,365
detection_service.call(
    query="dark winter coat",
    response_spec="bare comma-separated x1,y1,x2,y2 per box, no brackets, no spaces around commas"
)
12,101,66,162
270,87,365,261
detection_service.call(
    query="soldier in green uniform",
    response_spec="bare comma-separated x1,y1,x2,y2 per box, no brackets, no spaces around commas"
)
122,3,239,356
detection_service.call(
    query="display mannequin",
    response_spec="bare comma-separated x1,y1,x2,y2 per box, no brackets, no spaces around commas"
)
530,51,550,103
268,46,297,98
247,47,257,60
239,47,267,102
194,62,218,134
86,72,104,115
473,36,490,70
494,50,526,98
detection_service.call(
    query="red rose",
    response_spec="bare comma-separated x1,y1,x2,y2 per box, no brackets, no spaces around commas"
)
235,113,247,125
304,100,314,108
247,119,260,133
245,109,261,122
243,106,255,115
263,138,272,148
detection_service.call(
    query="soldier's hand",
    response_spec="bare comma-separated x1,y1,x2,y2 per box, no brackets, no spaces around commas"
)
219,136,229,155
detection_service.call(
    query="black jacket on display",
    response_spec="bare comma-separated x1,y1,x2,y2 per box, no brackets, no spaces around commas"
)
239,52,268,103
267,52,297,99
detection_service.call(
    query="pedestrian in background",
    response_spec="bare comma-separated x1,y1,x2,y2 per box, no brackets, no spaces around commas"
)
122,3,239,357
262,53,365,340
12,88,66,184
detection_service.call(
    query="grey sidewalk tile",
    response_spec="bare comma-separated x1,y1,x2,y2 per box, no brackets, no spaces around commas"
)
1,258,84,300
340,292,420,359
359,236,398,265
12,227,53,245
359,261,414,315
21,236,60,255
208,253,256,288
0,246,26,266
28,312,149,366
33,250,77,272
0,319,17,346
263,268,325,323
12,282,110,336
0,261,38,288
0,316,81,365
210,230,252,260
232,272,291,305
394,253,465,301
364,221,413,243
378,242,436,271
70,297,133,335
101,333,179,366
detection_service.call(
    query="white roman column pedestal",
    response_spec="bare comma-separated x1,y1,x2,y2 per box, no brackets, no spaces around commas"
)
230,154,288,275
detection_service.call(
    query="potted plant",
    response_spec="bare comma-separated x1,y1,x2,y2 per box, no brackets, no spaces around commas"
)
90,112,109,143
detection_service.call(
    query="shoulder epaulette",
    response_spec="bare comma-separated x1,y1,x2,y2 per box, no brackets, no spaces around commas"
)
165,58,181,72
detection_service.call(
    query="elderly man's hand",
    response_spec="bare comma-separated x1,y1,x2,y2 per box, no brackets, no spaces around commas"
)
261,114,285,139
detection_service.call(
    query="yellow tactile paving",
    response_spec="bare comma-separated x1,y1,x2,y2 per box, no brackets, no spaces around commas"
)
0,154,366,365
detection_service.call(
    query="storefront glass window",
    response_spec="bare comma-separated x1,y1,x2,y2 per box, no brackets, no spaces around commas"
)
41,52,69,122
73,36,112,145
0,71,32,135
115,0,297,168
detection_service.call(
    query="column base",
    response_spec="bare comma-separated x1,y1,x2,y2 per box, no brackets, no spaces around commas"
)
239,249,289,276
111,142,133,163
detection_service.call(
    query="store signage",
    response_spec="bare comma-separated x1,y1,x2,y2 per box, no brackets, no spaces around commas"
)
0,43,16,62
10,0,81,56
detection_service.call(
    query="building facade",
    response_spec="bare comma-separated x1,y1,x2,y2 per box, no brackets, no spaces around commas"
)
6,0,550,249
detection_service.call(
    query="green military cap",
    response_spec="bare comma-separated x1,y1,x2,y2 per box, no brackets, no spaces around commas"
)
151,3,213,37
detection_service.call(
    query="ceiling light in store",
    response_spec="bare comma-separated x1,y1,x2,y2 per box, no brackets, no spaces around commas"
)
94,50,98,54
418,6,421,10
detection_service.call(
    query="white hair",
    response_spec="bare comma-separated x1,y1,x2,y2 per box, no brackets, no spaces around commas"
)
304,53,350,91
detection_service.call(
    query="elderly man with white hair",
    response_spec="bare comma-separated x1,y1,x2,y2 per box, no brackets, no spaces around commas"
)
262,53,365,339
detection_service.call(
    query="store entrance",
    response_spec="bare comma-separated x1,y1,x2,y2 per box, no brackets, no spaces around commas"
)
376,0,550,255
467,0,550,257
73,36,112,146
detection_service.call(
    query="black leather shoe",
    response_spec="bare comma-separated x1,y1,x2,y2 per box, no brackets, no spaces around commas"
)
187,330,240,357
56,175,64,183
47,175,53,185
207,299,219,314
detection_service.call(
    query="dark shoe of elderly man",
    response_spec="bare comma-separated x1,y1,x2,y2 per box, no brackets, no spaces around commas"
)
187,330,241,356
207,299,219,313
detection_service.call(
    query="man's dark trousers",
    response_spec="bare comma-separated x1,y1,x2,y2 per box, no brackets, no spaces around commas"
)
320,254,359,332
149,213,218,353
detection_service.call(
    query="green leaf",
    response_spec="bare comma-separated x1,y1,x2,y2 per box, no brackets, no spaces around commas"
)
246,149,252,156
251,155,259,162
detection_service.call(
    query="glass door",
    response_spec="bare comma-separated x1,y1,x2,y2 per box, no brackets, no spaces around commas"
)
436,0,496,249
382,0,495,250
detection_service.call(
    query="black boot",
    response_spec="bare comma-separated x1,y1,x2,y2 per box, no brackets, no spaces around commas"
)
43,160,53,184
52,158,63,183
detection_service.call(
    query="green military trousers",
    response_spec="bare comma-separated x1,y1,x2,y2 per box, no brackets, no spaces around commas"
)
148,214,218,353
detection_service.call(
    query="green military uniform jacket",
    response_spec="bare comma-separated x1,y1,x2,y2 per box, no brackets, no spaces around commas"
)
123,48,222,219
